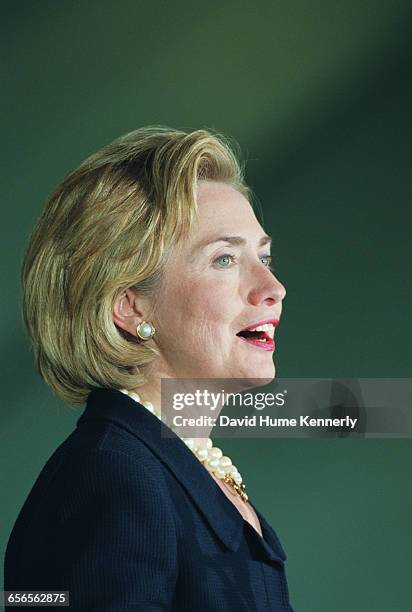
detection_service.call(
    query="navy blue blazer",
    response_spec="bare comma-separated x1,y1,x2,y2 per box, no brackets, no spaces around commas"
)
5,388,294,611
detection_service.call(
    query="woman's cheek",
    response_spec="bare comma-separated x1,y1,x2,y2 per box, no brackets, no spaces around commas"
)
176,277,236,334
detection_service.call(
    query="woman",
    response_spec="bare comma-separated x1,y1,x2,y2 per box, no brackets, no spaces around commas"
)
5,127,293,611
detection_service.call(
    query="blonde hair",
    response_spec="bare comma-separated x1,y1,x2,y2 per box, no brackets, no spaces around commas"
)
21,126,251,405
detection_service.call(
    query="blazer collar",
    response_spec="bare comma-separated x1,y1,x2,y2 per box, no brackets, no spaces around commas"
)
77,388,286,565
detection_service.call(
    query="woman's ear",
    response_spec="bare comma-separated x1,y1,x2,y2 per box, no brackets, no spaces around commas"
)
112,288,146,337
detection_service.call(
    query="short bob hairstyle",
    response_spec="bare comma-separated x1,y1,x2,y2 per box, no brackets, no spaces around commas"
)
22,126,251,405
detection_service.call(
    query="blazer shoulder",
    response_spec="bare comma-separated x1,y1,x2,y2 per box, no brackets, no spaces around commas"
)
57,444,174,524
56,420,172,500
12,419,173,534
68,418,162,463
5,429,179,608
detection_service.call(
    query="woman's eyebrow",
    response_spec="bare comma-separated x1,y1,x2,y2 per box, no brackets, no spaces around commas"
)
195,234,272,252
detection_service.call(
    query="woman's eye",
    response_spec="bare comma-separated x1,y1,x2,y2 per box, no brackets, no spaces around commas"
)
260,254,274,269
213,254,274,270
214,254,235,268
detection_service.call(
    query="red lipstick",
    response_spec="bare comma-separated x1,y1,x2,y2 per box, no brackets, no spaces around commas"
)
238,318,279,332
236,319,278,352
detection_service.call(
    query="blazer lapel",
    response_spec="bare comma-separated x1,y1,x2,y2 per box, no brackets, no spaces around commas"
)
78,388,285,566
249,502,287,564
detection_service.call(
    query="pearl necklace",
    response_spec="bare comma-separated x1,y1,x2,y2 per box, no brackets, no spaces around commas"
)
120,388,248,502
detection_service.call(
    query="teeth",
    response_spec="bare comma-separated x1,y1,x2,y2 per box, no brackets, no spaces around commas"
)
248,323,274,332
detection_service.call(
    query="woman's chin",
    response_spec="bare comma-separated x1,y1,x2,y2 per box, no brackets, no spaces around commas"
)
253,364,276,382
229,361,276,382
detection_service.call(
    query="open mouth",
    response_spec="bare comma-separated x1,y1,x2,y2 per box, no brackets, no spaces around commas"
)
236,322,277,351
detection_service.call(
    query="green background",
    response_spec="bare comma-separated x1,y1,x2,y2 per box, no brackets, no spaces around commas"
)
2,2,411,610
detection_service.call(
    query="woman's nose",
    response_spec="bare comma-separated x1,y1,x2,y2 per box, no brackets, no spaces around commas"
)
247,266,286,306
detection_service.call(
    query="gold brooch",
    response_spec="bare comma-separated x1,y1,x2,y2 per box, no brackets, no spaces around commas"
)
224,474,248,502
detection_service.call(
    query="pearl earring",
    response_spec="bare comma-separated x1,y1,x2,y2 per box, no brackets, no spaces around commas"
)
136,321,156,341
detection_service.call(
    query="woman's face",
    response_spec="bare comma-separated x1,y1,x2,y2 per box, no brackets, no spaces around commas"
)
151,181,286,382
